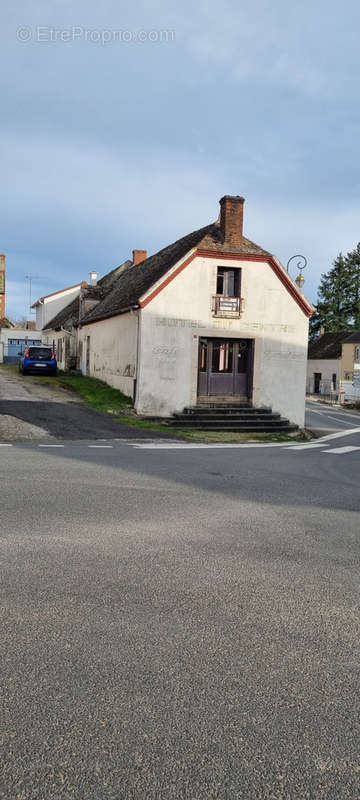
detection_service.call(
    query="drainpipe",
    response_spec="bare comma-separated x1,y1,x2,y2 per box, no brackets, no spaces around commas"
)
131,307,141,408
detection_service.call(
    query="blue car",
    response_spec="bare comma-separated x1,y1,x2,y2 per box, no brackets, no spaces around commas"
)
19,345,57,376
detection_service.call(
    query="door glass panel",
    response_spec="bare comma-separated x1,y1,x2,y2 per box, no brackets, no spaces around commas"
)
237,341,248,373
212,342,233,373
199,340,207,372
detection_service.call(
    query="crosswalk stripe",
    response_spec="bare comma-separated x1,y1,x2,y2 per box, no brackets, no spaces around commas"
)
323,446,360,454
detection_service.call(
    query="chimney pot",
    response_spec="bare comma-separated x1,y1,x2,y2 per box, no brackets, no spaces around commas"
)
89,270,98,286
132,249,147,266
219,195,245,247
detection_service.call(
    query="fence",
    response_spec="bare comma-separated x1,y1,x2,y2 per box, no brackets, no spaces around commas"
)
306,377,339,404
339,380,360,406
1,339,42,364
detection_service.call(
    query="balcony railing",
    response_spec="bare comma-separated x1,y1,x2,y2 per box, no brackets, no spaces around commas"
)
212,295,243,317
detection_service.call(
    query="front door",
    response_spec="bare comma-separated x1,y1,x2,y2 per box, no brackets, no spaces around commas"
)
198,338,252,397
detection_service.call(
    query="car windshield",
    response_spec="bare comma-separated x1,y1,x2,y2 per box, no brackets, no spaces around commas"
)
28,347,53,360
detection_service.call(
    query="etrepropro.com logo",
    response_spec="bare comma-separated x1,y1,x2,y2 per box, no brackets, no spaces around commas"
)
16,26,175,45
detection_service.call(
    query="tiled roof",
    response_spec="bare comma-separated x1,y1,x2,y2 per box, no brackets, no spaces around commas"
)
81,223,271,325
308,332,349,359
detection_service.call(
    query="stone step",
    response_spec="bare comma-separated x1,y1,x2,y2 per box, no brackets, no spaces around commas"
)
175,424,297,433
168,420,293,430
179,408,275,418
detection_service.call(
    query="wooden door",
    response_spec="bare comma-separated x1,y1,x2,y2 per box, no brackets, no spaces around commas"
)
198,338,252,397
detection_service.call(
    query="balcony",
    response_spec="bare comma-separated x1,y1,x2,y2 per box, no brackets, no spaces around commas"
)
212,295,244,317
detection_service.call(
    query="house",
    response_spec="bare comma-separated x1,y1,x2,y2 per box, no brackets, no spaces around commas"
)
32,281,87,330
341,330,360,382
0,327,42,363
75,195,313,427
42,263,132,370
307,330,360,394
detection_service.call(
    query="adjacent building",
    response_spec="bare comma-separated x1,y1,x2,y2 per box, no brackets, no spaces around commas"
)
307,329,360,394
31,281,87,330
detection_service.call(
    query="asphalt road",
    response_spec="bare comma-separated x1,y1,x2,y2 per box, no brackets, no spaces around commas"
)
305,398,360,436
0,368,179,441
1,429,360,799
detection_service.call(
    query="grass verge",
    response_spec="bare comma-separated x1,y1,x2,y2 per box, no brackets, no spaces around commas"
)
0,364,307,442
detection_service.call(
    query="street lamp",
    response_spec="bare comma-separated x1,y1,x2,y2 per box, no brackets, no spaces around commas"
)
286,255,307,290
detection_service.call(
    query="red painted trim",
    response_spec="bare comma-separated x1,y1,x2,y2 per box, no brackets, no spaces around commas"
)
140,250,198,308
140,248,314,317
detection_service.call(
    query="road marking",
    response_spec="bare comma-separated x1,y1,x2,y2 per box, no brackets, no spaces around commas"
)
88,445,113,448
0,443,13,447
307,405,360,422
134,442,298,450
287,443,328,450
314,427,360,443
325,415,360,427
323,446,360,454
38,444,64,448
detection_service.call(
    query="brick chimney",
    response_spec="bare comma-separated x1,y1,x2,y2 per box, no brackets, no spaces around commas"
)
132,249,147,265
219,196,245,247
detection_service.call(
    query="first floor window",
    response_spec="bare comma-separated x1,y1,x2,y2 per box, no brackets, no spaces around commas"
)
216,267,241,297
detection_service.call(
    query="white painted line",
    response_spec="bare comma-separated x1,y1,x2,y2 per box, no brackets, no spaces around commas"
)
323,446,360,454
287,443,328,450
0,443,13,447
314,427,360,443
325,415,359,427
134,442,297,450
307,405,360,422
38,444,64,448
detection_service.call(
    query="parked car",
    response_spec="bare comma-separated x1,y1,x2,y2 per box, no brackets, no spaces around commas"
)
19,345,57,375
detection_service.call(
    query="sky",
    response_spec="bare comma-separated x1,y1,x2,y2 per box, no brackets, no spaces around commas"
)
2,0,360,320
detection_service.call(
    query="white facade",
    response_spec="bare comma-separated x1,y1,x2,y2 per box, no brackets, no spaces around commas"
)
33,285,83,330
0,327,42,362
78,312,138,399
78,252,310,427
136,254,309,426
306,358,340,394
42,329,77,372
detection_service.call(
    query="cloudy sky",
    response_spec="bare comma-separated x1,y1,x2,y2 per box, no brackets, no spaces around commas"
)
2,0,360,319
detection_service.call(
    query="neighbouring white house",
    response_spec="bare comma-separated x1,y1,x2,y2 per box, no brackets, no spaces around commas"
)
32,281,87,330
42,263,132,370
0,326,42,363
73,195,313,427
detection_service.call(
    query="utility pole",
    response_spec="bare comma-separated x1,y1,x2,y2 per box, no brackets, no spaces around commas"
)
25,275,39,315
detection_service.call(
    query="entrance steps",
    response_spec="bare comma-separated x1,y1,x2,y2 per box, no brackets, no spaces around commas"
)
165,403,298,433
